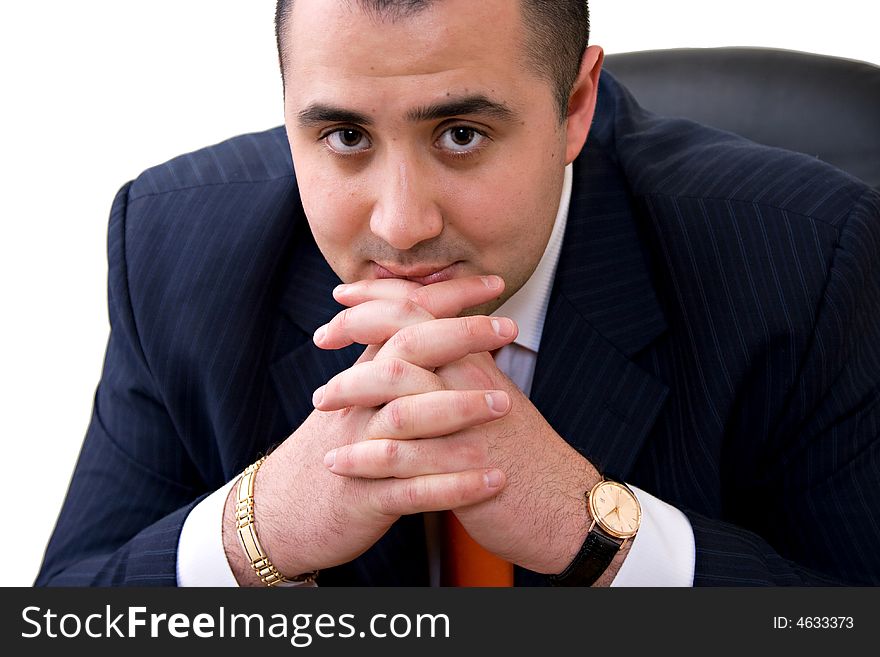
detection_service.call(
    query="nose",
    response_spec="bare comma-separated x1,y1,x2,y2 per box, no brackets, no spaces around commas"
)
369,159,443,250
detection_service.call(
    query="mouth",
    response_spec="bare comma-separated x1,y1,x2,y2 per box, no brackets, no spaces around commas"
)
373,261,461,285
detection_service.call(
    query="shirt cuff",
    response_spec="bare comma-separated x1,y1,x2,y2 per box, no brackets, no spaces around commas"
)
177,477,239,587
609,484,695,587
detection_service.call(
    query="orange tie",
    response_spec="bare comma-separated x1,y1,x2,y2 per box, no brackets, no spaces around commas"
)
439,346,514,587
439,511,513,586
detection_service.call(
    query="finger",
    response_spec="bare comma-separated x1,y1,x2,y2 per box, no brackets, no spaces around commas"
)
313,358,443,411
333,278,422,303
366,468,506,517
354,343,381,365
373,316,518,368
334,275,505,318
314,299,434,350
325,434,489,479
363,389,511,440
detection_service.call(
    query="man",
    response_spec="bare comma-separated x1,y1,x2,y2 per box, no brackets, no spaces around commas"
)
36,0,880,587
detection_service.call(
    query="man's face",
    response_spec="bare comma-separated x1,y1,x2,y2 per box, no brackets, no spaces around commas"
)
283,0,596,315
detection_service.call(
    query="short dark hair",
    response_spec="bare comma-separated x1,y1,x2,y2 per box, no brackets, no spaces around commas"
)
274,0,590,121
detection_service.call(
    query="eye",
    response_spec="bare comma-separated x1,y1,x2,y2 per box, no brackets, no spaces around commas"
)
323,128,371,154
436,126,488,154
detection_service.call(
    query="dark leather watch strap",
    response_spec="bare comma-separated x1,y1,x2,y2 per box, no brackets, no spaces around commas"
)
548,528,622,586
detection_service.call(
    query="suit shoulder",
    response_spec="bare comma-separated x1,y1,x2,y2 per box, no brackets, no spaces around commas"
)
128,126,294,201
113,126,306,346
596,75,871,229
116,125,302,267
627,119,867,228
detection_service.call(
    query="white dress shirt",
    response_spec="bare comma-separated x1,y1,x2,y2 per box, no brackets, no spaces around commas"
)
177,164,695,587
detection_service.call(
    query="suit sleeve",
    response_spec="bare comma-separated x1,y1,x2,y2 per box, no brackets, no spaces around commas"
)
683,188,880,586
35,182,208,586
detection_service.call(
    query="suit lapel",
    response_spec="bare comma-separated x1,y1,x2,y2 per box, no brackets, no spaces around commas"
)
270,223,357,431
514,135,670,587
530,139,670,482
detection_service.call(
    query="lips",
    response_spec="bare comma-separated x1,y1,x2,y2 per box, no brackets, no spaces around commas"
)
373,262,460,285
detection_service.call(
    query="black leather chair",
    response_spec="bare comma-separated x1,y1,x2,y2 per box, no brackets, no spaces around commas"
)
604,47,880,189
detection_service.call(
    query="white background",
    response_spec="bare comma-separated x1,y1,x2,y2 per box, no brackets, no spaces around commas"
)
2,1,877,587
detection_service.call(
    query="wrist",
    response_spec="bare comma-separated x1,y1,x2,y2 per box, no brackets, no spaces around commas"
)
542,468,604,574
222,483,264,586
222,455,318,586
548,475,640,587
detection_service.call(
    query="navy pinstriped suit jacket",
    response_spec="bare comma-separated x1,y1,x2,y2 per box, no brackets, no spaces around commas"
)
36,72,880,586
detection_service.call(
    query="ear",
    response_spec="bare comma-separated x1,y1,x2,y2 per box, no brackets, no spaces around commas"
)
564,45,604,165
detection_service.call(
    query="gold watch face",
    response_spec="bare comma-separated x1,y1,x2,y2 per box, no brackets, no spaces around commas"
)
589,481,641,539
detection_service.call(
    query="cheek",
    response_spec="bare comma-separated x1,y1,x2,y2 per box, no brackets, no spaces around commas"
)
446,165,554,251
293,155,367,242
446,143,562,294
289,157,374,281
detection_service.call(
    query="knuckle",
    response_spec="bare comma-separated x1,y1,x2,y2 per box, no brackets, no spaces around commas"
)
403,298,427,318
369,401,404,437
380,358,407,385
380,439,399,466
462,315,482,338
388,325,418,357
337,307,354,332
374,484,407,516
404,479,425,508
453,391,477,419
392,299,419,322
388,398,409,432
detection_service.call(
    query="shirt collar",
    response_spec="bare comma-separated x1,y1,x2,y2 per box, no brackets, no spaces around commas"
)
493,163,572,353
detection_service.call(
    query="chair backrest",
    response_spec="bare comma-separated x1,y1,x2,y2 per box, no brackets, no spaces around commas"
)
604,47,880,189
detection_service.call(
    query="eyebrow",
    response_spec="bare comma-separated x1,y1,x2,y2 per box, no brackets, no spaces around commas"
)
406,95,517,123
296,94,517,128
297,105,374,128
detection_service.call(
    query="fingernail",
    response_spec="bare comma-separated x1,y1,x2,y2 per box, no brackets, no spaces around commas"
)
324,449,336,468
312,386,325,406
333,284,349,296
491,317,515,338
313,325,327,344
485,391,510,413
484,469,503,488
482,275,502,290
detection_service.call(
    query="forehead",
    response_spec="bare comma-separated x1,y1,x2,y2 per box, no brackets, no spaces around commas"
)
283,0,539,110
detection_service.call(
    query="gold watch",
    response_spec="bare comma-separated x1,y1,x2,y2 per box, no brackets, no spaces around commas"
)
548,477,640,586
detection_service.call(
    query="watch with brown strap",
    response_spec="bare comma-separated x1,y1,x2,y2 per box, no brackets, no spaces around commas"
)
548,477,641,586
